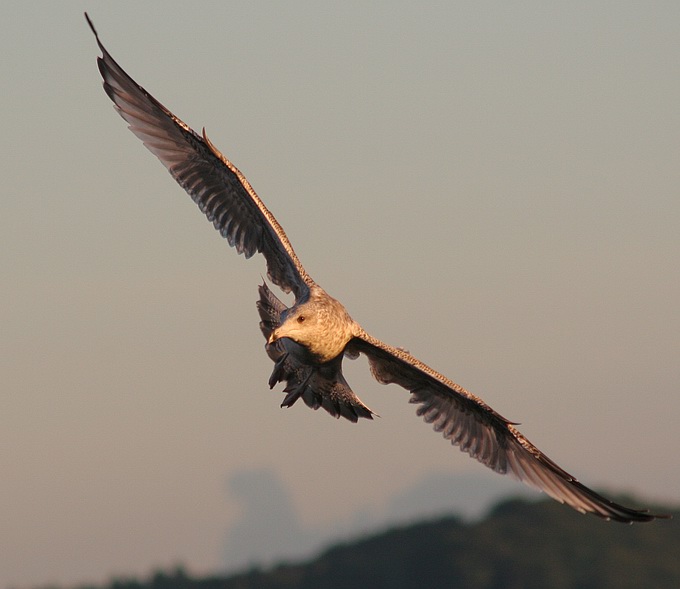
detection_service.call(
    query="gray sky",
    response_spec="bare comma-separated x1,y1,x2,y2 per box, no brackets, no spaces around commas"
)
2,1,679,587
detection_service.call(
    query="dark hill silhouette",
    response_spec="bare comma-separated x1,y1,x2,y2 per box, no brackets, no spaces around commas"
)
74,496,678,589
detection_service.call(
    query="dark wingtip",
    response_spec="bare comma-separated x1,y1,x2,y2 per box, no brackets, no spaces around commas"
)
85,12,111,61
589,498,672,524
643,511,673,521
84,12,99,42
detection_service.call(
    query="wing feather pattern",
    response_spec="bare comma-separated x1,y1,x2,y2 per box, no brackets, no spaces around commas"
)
349,331,662,523
88,14,668,524
86,14,312,299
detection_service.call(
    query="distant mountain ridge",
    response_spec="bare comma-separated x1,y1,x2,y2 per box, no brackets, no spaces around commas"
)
73,496,678,589
221,467,536,571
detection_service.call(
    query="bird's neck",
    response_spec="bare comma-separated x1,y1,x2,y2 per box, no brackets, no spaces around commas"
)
306,286,358,363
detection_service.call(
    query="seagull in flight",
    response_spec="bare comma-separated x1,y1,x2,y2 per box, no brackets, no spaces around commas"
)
86,14,668,523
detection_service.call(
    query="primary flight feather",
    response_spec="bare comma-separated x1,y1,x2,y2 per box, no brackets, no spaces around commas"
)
86,14,668,523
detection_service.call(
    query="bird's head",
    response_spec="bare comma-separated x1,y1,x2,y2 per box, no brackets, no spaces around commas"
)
266,288,357,364
267,303,319,349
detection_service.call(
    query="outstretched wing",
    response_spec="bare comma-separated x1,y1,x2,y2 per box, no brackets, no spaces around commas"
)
86,14,313,299
257,283,374,422
349,331,665,523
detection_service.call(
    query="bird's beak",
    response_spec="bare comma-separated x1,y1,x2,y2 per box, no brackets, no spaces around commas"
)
267,329,279,345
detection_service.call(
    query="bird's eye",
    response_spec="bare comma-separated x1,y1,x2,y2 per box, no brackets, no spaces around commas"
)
296,315,305,323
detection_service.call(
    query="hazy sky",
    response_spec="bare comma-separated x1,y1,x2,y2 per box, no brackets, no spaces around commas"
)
2,2,679,587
